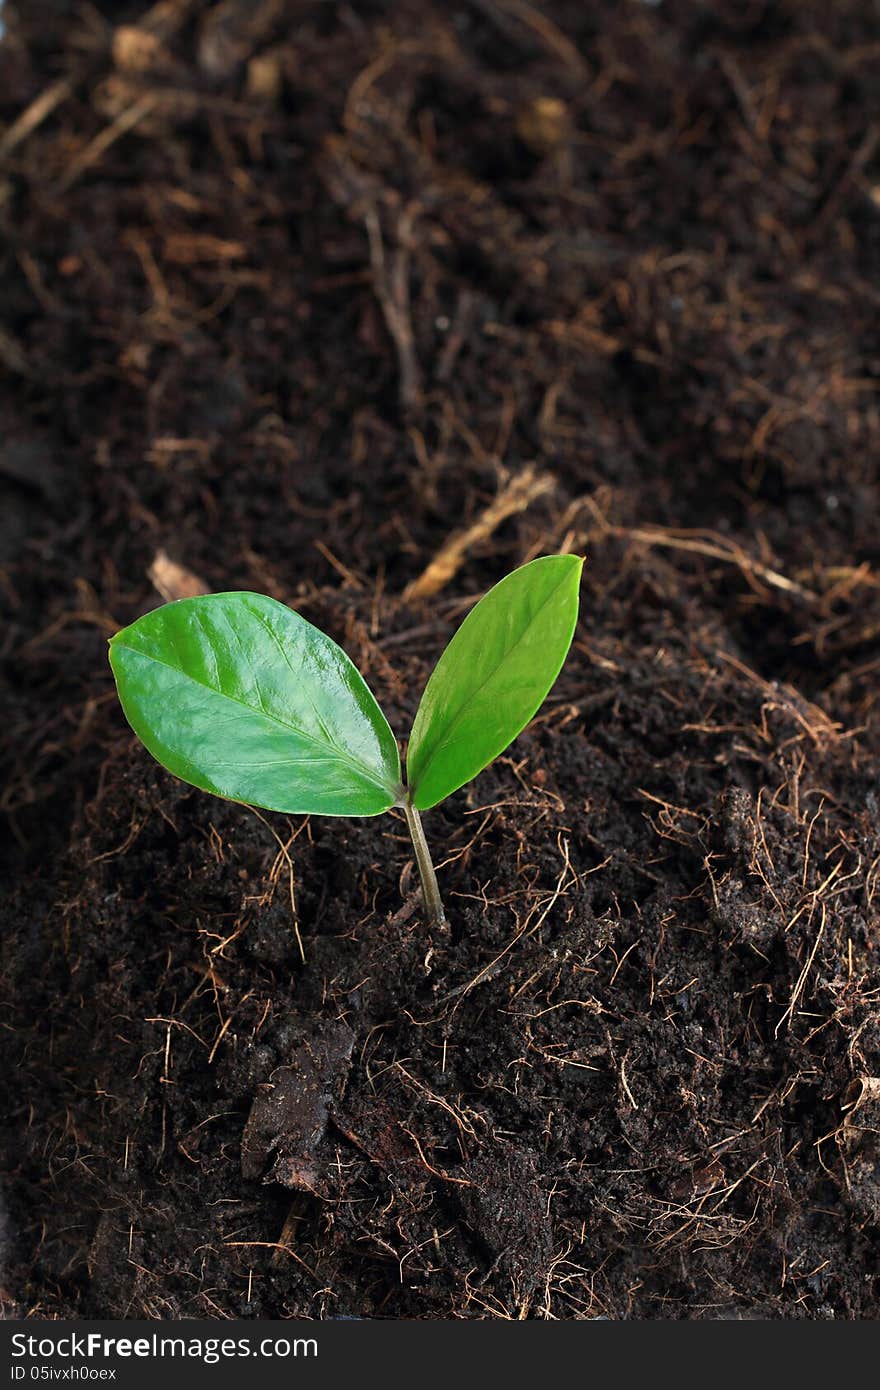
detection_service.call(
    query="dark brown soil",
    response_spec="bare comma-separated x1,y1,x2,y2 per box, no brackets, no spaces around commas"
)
2,0,880,1320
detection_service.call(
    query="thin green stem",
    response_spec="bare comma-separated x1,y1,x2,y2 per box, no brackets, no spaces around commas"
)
403,797,447,928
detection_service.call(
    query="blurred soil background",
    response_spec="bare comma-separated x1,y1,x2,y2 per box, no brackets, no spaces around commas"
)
1,0,880,1318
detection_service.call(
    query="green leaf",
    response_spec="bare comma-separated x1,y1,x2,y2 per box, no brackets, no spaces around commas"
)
109,592,402,817
406,555,583,810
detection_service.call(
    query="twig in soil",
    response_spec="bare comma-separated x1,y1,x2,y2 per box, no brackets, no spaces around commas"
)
393,1061,477,1140
245,808,306,963
0,78,74,160
343,36,408,132
224,1241,319,1281
148,550,209,602
441,834,579,1011
403,465,556,601
54,93,161,193
436,289,476,383
145,1016,209,1051
385,888,423,930
364,204,422,412
466,0,588,79
717,651,841,748
313,540,364,591
377,596,479,648
0,328,33,377
584,497,819,604
112,0,202,74
810,124,879,245
21,579,119,653
399,1125,473,1186
650,1154,767,1254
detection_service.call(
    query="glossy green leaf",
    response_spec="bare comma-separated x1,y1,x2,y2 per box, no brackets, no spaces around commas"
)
406,555,583,810
109,592,402,817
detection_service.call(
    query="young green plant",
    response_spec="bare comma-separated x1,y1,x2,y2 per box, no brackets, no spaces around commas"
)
109,554,582,929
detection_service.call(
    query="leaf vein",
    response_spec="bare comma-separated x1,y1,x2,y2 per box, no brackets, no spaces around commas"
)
114,641,395,797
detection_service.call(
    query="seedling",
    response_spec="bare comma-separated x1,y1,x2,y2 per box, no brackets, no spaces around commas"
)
109,554,582,929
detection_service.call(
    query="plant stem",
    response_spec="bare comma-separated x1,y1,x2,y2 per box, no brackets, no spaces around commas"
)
403,797,447,928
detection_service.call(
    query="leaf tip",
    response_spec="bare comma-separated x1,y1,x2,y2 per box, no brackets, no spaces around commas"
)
550,550,585,594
